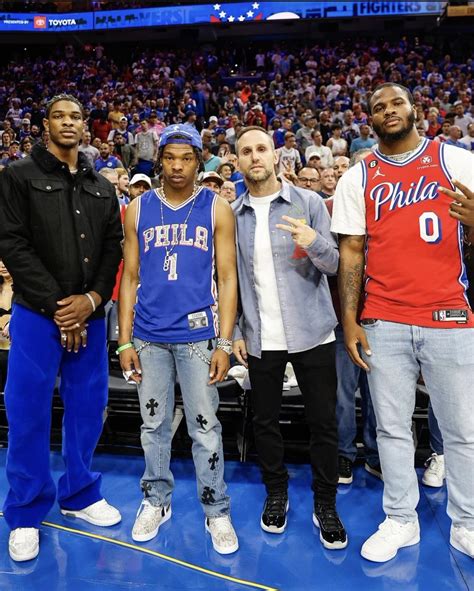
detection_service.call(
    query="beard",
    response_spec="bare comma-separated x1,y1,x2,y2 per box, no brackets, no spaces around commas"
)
245,166,273,183
372,111,416,143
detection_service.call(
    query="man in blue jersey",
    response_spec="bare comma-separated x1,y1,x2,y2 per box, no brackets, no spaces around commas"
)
118,124,239,555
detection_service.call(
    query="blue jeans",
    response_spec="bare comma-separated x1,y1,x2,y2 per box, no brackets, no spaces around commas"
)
4,304,108,529
428,401,444,455
335,326,379,465
362,320,474,528
134,338,230,518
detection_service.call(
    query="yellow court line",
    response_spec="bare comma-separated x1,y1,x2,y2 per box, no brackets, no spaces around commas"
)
0,513,278,591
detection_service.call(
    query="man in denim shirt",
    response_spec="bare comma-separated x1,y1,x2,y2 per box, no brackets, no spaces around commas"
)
232,126,347,550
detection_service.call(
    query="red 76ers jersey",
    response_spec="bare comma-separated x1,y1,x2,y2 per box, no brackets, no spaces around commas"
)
362,139,473,328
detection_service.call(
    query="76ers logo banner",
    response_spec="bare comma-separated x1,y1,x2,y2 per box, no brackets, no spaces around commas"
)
210,3,263,22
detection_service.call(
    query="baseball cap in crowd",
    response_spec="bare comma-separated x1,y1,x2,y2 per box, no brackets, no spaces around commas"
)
159,123,203,150
209,116,218,123
200,171,224,187
119,116,128,122
21,118,30,125
129,173,152,188
306,148,321,161
215,127,226,136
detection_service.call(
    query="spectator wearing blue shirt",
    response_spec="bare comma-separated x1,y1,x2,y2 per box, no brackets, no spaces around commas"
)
349,124,377,155
445,125,468,150
95,142,120,172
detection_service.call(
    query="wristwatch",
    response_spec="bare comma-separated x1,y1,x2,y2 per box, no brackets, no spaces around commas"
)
217,338,233,355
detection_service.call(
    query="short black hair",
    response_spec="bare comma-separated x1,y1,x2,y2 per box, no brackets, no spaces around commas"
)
368,83,414,115
45,94,84,119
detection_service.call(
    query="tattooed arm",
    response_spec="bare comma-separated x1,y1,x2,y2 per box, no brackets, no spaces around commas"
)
338,234,372,371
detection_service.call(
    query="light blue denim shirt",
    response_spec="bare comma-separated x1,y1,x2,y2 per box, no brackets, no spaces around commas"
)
232,181,339,358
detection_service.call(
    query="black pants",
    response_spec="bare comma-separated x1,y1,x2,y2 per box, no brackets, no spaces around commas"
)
247,343,338,505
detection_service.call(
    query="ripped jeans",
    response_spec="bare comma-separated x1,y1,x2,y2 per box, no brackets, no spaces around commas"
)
134,337,230,518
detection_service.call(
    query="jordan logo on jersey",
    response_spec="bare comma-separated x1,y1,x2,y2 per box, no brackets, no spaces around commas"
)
142,224,209,252
370,175,439,221
372,166,385,179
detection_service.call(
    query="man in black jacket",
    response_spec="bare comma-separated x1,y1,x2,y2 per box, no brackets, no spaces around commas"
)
0,95,123,562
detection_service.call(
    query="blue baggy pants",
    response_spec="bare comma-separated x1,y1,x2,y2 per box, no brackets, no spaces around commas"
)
3,304,108,529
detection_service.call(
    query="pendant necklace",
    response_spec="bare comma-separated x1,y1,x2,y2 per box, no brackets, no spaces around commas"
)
156,185,199,272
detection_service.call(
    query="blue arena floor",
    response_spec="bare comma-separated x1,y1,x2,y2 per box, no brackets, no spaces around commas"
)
0,449,472,591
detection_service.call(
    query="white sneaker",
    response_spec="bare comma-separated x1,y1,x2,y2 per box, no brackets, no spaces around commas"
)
132,501,171,542
9,528,39,562
205,515,239,555
450,525,474,558
422,453,445,487
61,499,122,527
361,517,420,562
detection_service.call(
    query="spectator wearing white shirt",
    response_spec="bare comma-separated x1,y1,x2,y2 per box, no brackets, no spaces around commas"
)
79,131,100,167
326,124,348,157
460,123,474,152
454,101,474,136
276,132,302,175
305,130,334,168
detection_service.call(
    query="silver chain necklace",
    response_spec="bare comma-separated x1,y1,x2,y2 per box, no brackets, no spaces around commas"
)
156,185,199,272
381,138,424,162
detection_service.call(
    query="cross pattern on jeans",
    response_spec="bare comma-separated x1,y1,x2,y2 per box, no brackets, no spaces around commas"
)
141,481,152,498
146,398,158,417
201,486,216,504
208,452,219,471
196,414,208,428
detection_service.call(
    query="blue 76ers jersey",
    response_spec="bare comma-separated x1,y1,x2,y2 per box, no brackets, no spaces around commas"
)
133,187,219,343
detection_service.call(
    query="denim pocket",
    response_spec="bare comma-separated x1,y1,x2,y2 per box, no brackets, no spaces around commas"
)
361,319,381,328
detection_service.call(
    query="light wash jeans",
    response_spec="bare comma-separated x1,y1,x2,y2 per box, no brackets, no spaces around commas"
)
134,337,230,518
362,320,474,528
335,325,379,466
428,401,444,455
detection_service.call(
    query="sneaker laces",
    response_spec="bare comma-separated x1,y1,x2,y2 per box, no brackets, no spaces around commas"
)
208,516,235,542
378,518,410,540
135,499,156,519
315,505,342,532
265,494,288,517
339,457,352,471
424,454,443,476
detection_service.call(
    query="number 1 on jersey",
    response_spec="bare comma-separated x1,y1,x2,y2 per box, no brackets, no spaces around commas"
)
167,253,178,281
419,212,442,244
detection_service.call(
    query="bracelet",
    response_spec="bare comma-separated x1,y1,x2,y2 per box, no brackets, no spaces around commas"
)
116,342,134,354
85,292,96,312
217,337,233,355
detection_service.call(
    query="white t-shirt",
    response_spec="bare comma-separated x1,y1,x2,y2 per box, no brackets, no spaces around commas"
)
249,192,288,350
276,146,302,174
331,143,474,236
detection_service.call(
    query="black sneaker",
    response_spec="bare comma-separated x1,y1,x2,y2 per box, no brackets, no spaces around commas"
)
260,493,289,534
364,462,383,481
313,504,348,550
338,456,353,484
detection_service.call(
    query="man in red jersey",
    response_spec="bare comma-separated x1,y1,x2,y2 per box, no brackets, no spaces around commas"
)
331,83,474,563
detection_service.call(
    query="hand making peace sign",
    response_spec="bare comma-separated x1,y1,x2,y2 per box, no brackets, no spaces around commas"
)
276,215,317,248
439,179,474,227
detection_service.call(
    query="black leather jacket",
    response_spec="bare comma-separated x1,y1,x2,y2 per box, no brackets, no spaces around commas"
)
0,144,123,318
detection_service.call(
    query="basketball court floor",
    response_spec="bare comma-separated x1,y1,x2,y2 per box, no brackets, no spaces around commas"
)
0,449,472,590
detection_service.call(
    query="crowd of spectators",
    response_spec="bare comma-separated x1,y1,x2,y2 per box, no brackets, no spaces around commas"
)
0,36,473,202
